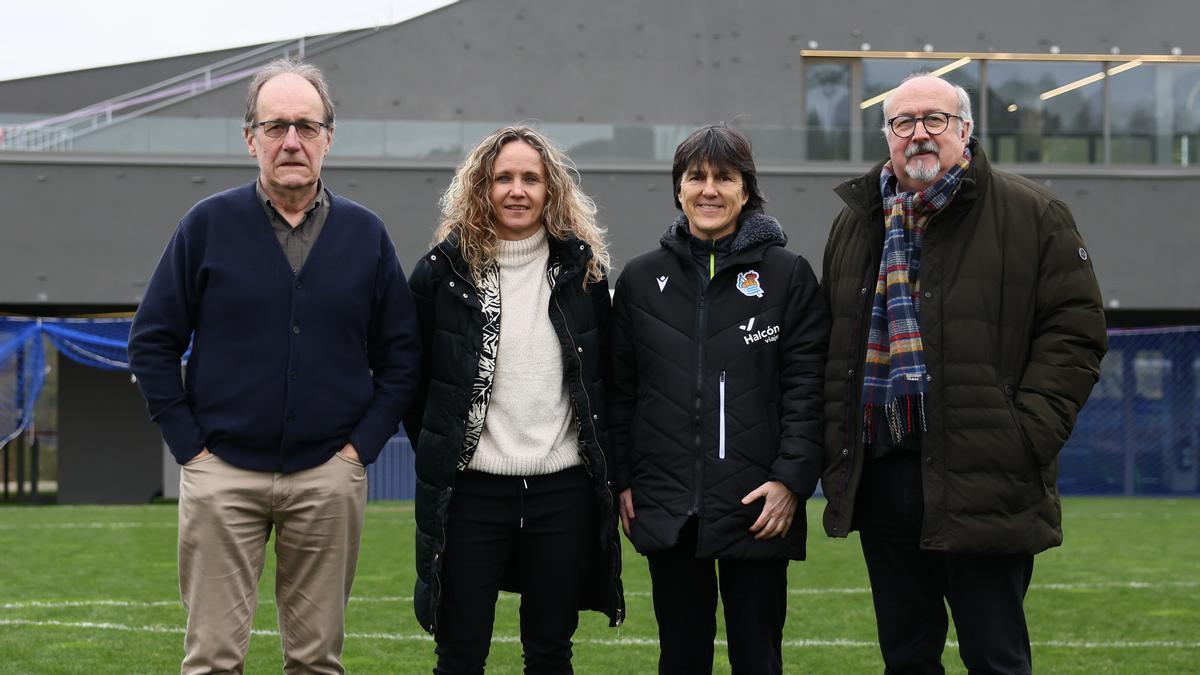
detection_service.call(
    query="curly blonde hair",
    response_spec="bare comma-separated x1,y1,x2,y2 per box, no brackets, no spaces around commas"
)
434,126,609,285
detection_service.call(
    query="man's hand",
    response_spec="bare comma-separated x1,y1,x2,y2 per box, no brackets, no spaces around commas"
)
338,443,362,464
742,480,798,540
618,488,636,537
186,448,211,465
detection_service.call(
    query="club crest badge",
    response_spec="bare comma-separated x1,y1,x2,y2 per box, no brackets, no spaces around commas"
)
736,270,764,298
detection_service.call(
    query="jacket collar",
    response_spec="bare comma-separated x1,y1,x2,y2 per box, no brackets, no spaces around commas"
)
660,211,787,267
834,137,989,229
435,228,593,286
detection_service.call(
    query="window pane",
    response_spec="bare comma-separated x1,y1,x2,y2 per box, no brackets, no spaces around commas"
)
861,59,980,163
1109,63,1200,165
805,61,850,160
987,61,1103,164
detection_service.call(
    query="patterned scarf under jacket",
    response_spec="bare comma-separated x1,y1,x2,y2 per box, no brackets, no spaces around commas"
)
861,146,972,444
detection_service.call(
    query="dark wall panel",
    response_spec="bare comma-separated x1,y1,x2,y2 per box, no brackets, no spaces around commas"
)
9,0,1200,124
57,357,162,504
1,156,1196,309
153,0,1200,126
0,46,254,114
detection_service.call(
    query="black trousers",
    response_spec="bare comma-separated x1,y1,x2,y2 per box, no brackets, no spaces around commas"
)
434,466,596,675
646,518,789,675
856,451,1035,675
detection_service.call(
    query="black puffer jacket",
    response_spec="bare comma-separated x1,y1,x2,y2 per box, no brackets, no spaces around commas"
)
404,232,624,633
608,213,830,560
821,140,1107,554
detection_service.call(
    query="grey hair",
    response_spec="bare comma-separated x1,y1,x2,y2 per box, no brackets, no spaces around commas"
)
243,58,335,128
880,73,973,135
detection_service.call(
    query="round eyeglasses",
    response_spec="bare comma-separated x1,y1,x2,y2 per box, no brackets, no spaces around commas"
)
886,112,963,138
249,119,331,140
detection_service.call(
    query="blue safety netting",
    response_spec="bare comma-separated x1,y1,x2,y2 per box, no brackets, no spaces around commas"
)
0,319,46,447
1059,326,1200,496
0,316,133,446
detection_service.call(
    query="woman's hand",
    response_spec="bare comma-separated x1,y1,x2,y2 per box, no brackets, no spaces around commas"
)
742,480,798,540
618,488,636,537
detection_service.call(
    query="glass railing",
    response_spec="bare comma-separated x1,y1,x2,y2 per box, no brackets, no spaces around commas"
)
3,115,1199,167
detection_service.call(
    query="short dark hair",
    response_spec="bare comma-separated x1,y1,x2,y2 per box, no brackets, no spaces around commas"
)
671,124,765,213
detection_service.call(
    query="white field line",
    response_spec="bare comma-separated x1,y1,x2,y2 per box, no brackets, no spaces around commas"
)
1,600,179,610
3,580,1195,611
1,619,1197,650
0,522,174,529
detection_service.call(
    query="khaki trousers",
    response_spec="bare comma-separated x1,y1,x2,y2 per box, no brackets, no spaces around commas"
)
177,452,367,675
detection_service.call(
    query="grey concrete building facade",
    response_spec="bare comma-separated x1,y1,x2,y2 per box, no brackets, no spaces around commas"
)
3,0,1200,314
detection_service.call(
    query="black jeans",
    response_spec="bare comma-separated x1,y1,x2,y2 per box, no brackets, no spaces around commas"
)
434,467,596,675
856,451,1035,675
646,518,789,675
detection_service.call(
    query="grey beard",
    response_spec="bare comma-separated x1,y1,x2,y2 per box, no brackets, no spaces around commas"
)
904,140,941,184
904,158,940,183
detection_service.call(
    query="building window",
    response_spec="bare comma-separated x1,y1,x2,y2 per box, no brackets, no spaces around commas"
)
1109,63,1200,165
860,58,981,163
986,61,1104,164
804,61,851,160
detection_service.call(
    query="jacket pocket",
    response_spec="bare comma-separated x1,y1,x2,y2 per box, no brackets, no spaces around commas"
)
1001,379,1040,473
718,370,726,460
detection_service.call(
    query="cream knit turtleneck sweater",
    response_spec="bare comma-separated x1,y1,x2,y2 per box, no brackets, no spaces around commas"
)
468,228,582,475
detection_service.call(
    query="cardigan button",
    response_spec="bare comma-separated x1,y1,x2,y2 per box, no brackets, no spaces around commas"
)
292,325,300,335
923,290,932,299
462,293,469,299
841,448,849,456
577,346,583,353
449,281,455,287
430,254,437,261
860,287,868,295
592,414,599,420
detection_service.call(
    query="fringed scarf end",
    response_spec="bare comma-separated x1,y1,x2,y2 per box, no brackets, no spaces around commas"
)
862,394,927,444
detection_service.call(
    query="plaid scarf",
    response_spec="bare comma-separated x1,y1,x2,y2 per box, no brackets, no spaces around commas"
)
861,146,972,443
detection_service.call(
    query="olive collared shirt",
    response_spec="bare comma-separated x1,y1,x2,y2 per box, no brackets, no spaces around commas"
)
255,180,331,273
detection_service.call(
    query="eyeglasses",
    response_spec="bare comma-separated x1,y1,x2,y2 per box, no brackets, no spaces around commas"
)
248,119,331,140
886,112,963,138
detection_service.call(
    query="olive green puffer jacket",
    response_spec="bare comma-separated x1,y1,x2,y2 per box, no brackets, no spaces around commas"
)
821,140,1107,554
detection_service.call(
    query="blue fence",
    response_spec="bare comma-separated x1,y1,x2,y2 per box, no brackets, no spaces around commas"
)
1059,326,1200,496
367,432,416,500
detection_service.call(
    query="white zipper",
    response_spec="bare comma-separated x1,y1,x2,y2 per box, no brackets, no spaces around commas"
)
718,370,726,460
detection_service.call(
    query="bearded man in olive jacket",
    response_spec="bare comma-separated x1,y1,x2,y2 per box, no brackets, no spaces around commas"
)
821,74,1107,674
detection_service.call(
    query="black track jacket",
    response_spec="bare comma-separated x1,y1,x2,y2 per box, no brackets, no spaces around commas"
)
608,213,830,560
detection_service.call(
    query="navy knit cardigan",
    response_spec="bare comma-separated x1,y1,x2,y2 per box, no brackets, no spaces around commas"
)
129,182,421,473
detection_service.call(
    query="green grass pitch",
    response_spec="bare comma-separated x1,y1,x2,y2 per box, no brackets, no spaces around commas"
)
1,497,1197,673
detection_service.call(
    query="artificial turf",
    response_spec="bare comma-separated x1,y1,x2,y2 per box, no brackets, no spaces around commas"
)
1,497,1197,673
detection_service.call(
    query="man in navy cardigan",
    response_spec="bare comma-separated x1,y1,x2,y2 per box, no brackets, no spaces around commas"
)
128,59,420,674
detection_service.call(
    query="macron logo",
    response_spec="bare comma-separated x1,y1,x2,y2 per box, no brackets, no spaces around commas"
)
657,275,669,292
740,316,780,345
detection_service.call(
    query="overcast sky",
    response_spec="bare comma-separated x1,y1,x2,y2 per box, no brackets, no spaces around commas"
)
0,0,455,82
